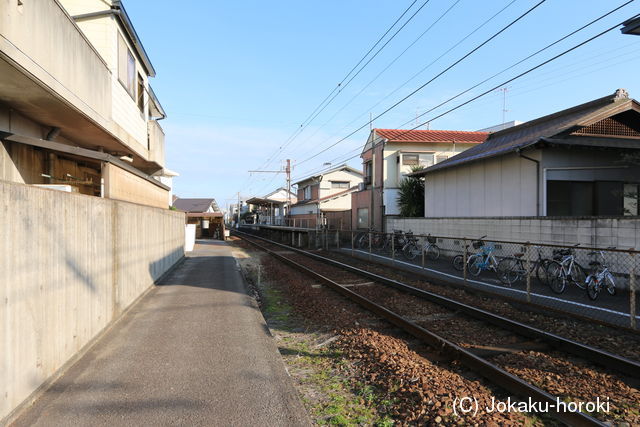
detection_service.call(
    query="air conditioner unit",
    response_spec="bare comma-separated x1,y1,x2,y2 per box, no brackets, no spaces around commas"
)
358,182,365,191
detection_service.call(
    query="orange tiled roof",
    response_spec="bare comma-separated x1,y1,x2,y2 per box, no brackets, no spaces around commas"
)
374,128,488,144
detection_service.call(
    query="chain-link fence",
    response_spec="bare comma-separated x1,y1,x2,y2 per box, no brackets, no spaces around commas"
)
239,225,639,330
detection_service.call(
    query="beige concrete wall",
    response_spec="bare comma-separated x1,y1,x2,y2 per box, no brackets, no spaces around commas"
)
103,163,169,209
148,120,165,165
0,180,184,423
0,0,112,122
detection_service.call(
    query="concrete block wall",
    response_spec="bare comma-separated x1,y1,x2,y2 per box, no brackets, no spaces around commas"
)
386,216,640,249
0,180,184,423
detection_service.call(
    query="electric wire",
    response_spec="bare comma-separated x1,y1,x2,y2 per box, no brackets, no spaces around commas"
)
294,0,547,167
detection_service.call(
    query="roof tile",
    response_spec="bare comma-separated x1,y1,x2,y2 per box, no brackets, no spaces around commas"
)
374,128,488,144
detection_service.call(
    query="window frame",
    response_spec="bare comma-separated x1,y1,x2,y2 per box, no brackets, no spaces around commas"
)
118,32,136,99
331,181,350,189
402,152,435,168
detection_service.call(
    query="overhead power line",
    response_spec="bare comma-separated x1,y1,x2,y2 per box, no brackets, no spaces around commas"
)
289,0,464,158
295,0,547,167
394,0,635,130
292,7,638,183
389,12,640,145
258,0,428,170
288,0,520,162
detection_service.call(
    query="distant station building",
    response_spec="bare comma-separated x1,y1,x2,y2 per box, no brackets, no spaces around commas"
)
173,198,224,239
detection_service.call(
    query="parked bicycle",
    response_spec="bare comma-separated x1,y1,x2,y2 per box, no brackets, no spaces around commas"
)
378,230,408,254
401,233,440,261
355,228,380,250
585,248,617,300
497,245,553,287
401,231,420,260
452,236,485,271
467,238,508,284
546,244,587,294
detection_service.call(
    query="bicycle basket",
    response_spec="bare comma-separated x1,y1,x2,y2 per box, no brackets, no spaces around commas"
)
472,240,484,249
427,235,437,244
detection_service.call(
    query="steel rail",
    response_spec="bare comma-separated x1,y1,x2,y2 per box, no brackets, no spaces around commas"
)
236,230,640,378
236,231,604,426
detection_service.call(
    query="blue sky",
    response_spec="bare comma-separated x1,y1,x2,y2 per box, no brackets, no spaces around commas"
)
124,0,640,210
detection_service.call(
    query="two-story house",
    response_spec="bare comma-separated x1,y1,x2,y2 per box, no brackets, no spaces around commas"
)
0,0,171,208
352,128,488,230
290,164,362,228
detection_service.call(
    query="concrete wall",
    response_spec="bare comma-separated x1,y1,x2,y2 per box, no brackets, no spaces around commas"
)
0,180,184,422
387,216,640,249
103,163,169,209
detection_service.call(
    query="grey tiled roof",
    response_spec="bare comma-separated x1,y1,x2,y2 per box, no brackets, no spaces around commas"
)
172,198,218,213
412,90,638,176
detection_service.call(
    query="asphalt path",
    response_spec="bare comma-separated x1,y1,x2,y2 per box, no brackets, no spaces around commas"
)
13,240,309,427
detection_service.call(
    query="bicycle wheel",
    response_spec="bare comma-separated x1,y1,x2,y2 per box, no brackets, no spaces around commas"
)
586,276,599,301
427,244,440,260
605,273,616,296
547,261,566,294
570,263,587,290
498,257,520,285
535,259,551,286
452,255,464,271
403,243,419,260
467,254,482,276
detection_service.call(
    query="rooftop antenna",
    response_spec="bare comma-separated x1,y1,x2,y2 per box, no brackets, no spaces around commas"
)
495,87,509,127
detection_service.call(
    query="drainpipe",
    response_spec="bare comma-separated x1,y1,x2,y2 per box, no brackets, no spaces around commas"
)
516,148,540,216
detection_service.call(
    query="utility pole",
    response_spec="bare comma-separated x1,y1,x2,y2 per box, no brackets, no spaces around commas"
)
286,159,291,215
236,191,240,228
248,158,292,217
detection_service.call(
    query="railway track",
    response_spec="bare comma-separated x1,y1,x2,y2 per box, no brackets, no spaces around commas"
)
235,230,640,426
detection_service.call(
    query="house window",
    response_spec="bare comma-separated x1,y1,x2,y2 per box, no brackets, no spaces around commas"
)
364,161,372,185
303,185,311,200
331,181,349,189
137,73,145,113
357,208,369,229
403,153,435,168
118,33,136,98
547,180,631,216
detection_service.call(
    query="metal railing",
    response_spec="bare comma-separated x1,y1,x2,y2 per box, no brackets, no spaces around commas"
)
240,224,639,330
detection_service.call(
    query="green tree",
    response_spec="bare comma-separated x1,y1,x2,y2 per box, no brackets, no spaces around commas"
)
397,168,424,217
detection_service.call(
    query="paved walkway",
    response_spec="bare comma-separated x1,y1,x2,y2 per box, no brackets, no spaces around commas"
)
13,241,309,427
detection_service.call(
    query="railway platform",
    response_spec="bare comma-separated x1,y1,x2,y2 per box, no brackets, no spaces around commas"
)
11,240,309,427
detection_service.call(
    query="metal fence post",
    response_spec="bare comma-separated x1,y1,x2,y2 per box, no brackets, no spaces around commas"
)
336,230,340,249
421,237,425,269
351,231,355,256
368,231,372,261
525,243,531,303
463,238,468,284
631,252,637,330
391,235,395,264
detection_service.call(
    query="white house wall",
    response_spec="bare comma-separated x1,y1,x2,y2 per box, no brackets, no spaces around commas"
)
383,141,478,216
318,169,362,199
424,152,538,217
